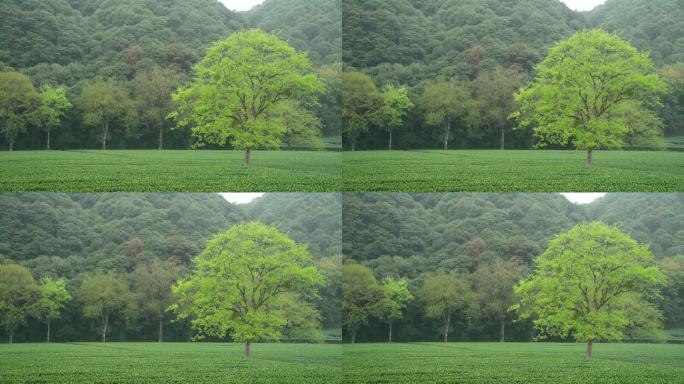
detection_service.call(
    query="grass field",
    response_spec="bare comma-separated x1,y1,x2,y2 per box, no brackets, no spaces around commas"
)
342,150,684,192
0,150,341,192
0,342,342,384
343,342,684,383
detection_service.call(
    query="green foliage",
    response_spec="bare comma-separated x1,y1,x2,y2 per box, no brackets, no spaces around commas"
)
343,343,684,384
0,343,342,383
418,271,475,342
0,264,41,343
173,29,323,164
341,71,383,151
37,277,71,322
171,222,322,348
342,263,383,343
0,72,40,151
380,277,413,341
418,79,478,150
37,85,71,149
342,150,684,192
380,84,413,150
75,270,134,342
658,255,684,328
76,79,135,150
659,62,684,136
473,259,525,341
515,30,666,162
0,150,342,192
515,222,666,347
473,67,524,149
271,101,324,150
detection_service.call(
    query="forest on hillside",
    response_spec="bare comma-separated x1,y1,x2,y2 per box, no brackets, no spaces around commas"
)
0,193,342,342
343,193,684,342
0,0,342,150
342,0,684,150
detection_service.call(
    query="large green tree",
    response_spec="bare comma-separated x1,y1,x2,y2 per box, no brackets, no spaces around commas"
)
0,72,40,151
418,271,475,342
418,79,477,150
514,30,666,165
341,71,383,151
0,264,41,343
76,79,134,150
130,259,183,342
381,277,413,342
37,85,71,150
514,222,666,357
172,29,323,166
76,270,133,343
171,222,322,357
37,277,71,343
380,84,413,150
342,263,383,343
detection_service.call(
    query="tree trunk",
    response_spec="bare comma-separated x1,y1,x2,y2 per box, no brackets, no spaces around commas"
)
500,126,505,150
158,319,163,343
587,149,593,166
244,148,251,167
388,320,392,343
9,139,13,152
443,121,451,151
351,140,356,152
9,329,13,344
47,127,51,150
102,120,109,150
443,312,451,343
102,312,108,343
500,319,505,342
158,126,163,150
47,319,51,343
388,129,393,151
587,340,593,358
244,341,252,358
351,329,356,344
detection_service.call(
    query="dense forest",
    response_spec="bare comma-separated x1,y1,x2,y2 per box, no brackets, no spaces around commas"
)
0,0,341,150
343,193,684,342
0,193,341,342
343,0,684,150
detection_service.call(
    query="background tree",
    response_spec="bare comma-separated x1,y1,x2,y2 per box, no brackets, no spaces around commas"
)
342,263,383,343
132,67,183,150
130,259,183,342
271,101,324,150
609,101,665,150
381,277,413,342
37,85,71,150
0,264,41,343
341,71,383,151
76,79,134,150
514,30,666,165
473,67,523,149
76,270,133,343
380,84,413,150
514,222,666,357
37,277,71,343
0,71,40,151
271,292,325,343
658,255,684,328
171,222,322,357
658,63,684,136
172,29,323,166
473,259,524,342
418,79,477,150
418,271,475,342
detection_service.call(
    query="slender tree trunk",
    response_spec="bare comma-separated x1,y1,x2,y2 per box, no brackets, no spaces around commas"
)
158,126,163,150
587,340,593,358
244,148,251,166
500,319,505,342
47,127,51,150
9,329,14,344
351,139,356,152
9,139,14,152
351,329,356,344
102,120,109,150
443,312,451,343
244,341,252,358
443,121,451,151
500,127,505,150
587,149,593,166
47,319,51,343
388,320,392,343
102,312,108,343
388,129,393,150
158,319,163,343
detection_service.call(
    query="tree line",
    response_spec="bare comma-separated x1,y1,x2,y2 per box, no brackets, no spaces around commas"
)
0,0,342,152
342,193,684,344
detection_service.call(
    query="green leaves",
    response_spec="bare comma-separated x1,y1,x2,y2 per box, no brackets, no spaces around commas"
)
515,222,667,345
